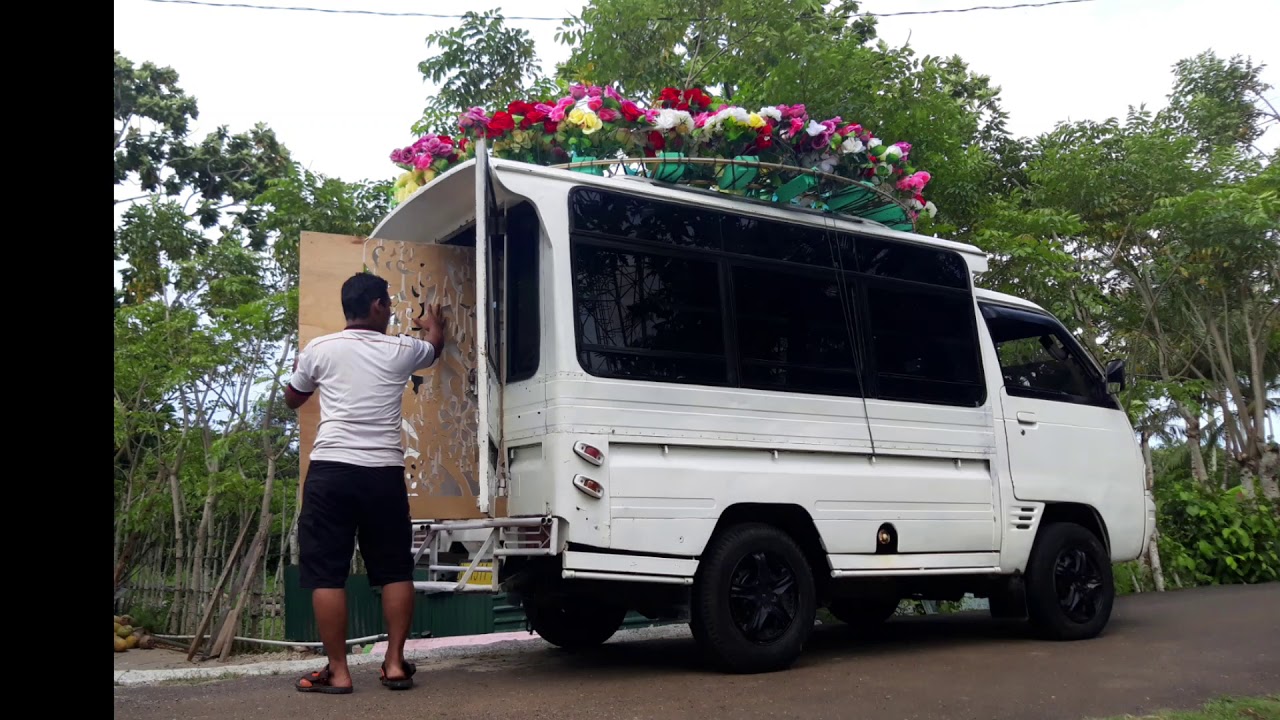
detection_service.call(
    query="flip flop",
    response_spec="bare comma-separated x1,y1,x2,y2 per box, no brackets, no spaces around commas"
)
379,659,417,690
295,665,353,694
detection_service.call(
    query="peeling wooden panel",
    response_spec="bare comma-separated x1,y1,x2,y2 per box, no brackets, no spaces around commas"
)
297,231,495,520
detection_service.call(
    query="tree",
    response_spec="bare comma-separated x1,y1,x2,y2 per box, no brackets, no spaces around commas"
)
554,0,1012,238
412,10,553,136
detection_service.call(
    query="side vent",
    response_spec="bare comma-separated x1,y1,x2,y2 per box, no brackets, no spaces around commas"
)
1010,505,1040,531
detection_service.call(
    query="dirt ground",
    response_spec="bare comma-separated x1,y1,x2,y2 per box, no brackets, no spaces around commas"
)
115,583,1279,720
114,645,322,672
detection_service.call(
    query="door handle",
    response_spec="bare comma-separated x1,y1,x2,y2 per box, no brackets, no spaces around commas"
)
1016,411,1038,425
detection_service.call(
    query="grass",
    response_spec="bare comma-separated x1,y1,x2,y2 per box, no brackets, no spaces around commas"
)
1097,695,1280,720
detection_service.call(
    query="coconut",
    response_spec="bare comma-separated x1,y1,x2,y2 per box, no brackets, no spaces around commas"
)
125,634,139,649
117,625,133,638
114,635,128,653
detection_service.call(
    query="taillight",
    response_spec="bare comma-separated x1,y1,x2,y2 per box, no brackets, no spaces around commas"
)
572,474,604,499
573,441,605,466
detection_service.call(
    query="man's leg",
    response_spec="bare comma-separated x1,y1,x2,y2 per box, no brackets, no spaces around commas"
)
312,588,351,684
297,461,359,692
359,465,417,687
379,580,414,679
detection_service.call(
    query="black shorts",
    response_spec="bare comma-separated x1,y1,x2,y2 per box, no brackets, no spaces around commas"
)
298,460,414,589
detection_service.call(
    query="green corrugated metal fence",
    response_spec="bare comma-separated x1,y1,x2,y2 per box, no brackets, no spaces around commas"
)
283,565,671,642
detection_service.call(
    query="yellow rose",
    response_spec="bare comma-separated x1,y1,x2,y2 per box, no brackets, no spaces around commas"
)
581,110,603,135
394,171,416,189
421,169,437,184
568,108,587,126
748,113,765,129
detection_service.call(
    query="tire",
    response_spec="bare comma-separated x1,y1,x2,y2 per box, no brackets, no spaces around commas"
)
691,522,817,674
525,596,626,650
1024,521,1114,641
827,595,900,628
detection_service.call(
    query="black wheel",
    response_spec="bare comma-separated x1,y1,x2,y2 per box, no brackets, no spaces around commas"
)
827,595,900,628
691,523,816,674
1025,522,1114,640
525,596,626,650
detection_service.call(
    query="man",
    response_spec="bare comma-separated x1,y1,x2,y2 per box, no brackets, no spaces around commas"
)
285,271,446,694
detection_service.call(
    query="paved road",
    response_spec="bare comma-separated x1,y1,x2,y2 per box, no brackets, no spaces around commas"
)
115,583,1279,720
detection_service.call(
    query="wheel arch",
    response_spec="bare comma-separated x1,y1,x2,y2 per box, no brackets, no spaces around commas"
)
1039,502,1110,555
704,503,830,592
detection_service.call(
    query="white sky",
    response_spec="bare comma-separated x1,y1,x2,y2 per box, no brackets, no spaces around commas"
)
114,0,1279,185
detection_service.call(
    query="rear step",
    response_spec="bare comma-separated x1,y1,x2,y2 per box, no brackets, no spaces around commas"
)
410,516,557,595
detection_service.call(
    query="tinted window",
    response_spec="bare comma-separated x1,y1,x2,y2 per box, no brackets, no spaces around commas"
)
506,202,539,381
856,236,970,289
572,243,727,385
723,215,847,268
570,189,723,251
864,282,984,406
733,265,863,396
981,304,1104,405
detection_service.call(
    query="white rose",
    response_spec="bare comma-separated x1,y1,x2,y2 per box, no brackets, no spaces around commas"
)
840,137,864,155
806,120,827,137
923,201,938,218
883,145,903,160
759,106,782,122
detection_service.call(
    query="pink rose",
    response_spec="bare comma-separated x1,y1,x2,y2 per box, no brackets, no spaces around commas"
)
598,108,620,122
588,97,603,112
570,84,588,100
586,85,603,98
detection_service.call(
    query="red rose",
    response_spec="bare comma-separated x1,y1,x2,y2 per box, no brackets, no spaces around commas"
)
543,120,560,133
676,101,690,111
658,87,680,106
486,111,515,139
648,130,666,151
620,100,644,122
588,97,603,112
507,101,535,117
754,133,773,150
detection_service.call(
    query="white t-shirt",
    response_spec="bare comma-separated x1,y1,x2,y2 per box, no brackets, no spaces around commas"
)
288,328,437,468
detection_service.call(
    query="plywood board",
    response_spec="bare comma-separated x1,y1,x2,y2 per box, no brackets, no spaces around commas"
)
298,231,496,520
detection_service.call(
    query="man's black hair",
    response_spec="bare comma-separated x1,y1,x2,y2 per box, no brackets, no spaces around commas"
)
341,272,390,321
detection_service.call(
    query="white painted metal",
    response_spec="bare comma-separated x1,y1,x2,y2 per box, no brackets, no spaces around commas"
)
561,570,695,585
562,550,699,577
473,139,494,516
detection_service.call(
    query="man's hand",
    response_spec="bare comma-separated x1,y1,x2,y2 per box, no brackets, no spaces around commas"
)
414,303,447,353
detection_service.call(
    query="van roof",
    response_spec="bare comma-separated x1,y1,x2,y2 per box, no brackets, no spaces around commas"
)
973,287,1046,312
371,157,990,275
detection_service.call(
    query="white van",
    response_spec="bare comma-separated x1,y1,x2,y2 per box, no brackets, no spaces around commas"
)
373,151,1157,674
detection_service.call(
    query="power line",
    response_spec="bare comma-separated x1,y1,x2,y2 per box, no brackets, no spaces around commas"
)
142,0,1096,22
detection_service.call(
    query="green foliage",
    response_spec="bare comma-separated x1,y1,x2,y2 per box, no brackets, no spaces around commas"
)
1156,480,1280,585
558,0,872,103
413,10,544,136
1094,694,1280,720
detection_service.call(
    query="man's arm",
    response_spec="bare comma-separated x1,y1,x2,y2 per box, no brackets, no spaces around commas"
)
283,350,317,410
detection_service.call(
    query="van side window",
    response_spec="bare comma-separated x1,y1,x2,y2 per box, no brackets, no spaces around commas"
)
572,243,728,386
865,281,985,406
506,202,540,381
980,303,1108,407
568,187,985,407
732,264,862,396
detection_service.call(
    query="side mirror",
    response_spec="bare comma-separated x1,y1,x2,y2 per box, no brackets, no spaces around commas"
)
1104,358,1126,393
